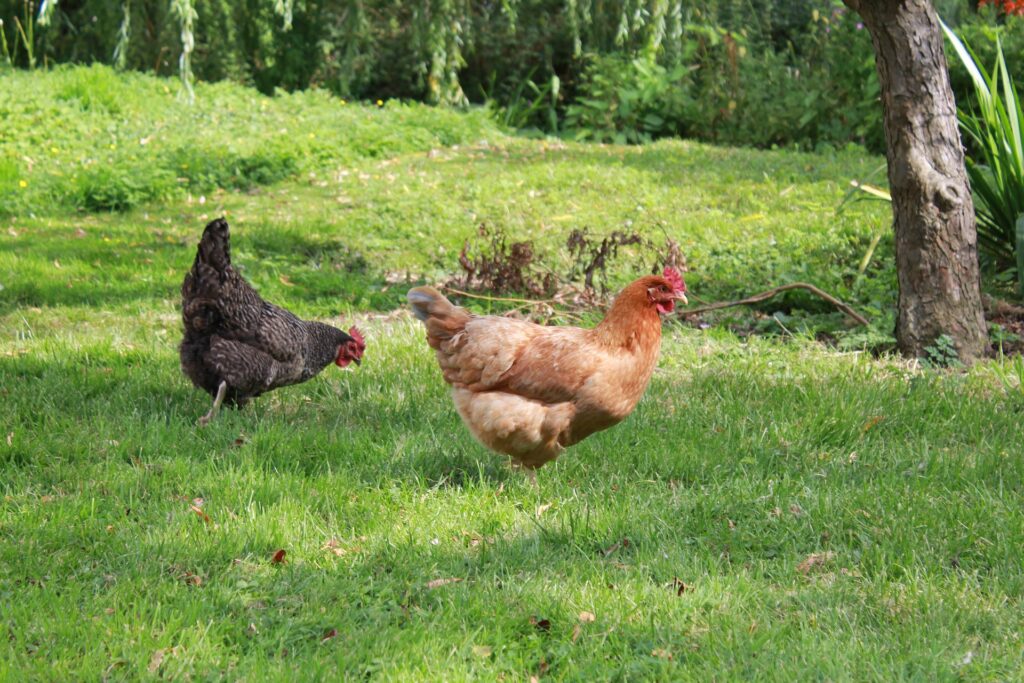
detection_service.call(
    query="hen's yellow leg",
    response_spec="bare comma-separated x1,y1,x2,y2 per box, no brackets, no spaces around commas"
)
198,381,227,427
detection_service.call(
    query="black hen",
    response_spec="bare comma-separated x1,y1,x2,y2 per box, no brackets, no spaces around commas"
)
180,218,365,425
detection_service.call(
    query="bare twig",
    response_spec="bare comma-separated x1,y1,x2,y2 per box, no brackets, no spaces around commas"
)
441,286,557,306
681,283,870,327
440,286,587,323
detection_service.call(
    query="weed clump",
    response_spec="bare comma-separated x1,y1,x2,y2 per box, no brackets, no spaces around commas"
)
456,223,556,297
450,222,688,316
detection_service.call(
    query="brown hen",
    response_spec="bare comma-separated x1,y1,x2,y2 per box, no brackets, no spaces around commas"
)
408,268,687,483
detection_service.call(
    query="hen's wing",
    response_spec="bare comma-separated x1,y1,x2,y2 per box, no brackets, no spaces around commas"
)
439,317,595,403
244,302,309,364
205,336,302,395
409,286,597,403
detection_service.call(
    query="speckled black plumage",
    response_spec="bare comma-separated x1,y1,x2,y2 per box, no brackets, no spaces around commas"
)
180,218,358,409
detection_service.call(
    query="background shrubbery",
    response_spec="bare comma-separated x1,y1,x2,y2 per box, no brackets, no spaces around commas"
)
1,0,1019,152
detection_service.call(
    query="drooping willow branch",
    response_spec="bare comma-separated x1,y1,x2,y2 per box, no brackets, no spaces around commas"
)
113,0,131,70
37,0,58,26
681,283,870,326
169,0,196,103
274,0,295,31
24,0,695,106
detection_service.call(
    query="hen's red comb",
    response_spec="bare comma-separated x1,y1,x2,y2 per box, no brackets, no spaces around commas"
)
348,326,365,347
663,266,686,293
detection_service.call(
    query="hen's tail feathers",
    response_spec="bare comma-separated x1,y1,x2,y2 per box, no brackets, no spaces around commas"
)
182,218,231,334
195,218,232,273
407,287,471,346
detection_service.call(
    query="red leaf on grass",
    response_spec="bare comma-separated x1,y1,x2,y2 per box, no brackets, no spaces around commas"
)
861,415,884,435
796,551,836,575
271,549,287,564
190,505,211,524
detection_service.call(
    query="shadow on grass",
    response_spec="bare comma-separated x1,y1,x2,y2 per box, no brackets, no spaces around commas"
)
0,219,404,314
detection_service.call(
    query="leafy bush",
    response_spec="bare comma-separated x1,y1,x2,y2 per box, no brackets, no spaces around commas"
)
53,64,129,114
565,55,695,144
683,7,881,150
71,164,170,212
165,144,298,192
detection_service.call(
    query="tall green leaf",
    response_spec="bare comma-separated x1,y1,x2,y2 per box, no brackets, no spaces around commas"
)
943,19,1024,285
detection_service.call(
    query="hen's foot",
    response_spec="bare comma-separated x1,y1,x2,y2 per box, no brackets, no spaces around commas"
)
198,381,228,427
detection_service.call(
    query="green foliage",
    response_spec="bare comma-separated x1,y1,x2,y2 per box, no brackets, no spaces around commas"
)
943,23,1024,290
0,65,501,215
169,0,197,103
11,0,1024,153
565,55,695,144
53,62,128,113
72,163,168,212
486,69,561,134
923,334,966,369
0,0,885,151
990,322,1022,355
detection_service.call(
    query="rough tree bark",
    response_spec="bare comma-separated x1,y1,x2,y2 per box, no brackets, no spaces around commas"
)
843,0,987,362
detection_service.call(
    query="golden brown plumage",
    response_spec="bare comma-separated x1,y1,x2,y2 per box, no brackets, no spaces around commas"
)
408,268,687,481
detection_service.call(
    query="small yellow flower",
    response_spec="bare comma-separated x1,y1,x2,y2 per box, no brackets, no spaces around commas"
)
340,99,347,105
18,180,28,188
50,147,59,154
308,132,316,139
109,144,117,150
376,99,384,107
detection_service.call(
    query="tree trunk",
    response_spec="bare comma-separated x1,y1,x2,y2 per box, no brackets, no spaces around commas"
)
844,0,987,362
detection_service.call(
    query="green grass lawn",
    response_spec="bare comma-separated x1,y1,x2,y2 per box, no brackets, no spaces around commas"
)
2,67,1024,681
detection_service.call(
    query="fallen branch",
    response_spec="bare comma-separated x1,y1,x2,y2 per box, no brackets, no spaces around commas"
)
681,283,870,327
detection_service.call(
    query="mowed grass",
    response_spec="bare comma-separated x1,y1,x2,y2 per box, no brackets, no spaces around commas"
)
3,311,1024,680
2,67,1024,680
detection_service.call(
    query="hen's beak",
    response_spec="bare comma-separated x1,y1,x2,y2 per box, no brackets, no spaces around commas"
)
353,357,361,366
675,292,689,305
